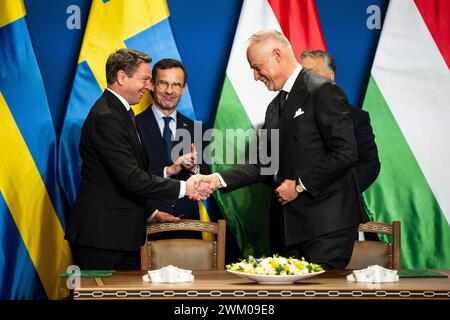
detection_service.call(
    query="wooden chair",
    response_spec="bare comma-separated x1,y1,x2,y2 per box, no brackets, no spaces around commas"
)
346,221,401,270
140,219,226,271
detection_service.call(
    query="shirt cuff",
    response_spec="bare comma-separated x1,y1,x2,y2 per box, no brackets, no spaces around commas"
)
147,209,159,222
163,166,169,178
298,178,307,191
179,181,186,198
216,173,227,188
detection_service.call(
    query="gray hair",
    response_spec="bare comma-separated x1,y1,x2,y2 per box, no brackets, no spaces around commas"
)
247,29,292,50
300,50,336,75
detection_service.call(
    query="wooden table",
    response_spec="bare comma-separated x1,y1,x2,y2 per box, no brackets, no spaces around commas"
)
73,269,450,300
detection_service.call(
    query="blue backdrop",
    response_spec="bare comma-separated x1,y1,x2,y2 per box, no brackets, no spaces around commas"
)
24,0,388,134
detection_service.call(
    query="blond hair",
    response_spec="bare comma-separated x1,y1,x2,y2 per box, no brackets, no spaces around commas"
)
247,29,292,50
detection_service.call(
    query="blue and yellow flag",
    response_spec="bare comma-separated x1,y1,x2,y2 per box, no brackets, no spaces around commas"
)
0,1,72,299
58,0,213,236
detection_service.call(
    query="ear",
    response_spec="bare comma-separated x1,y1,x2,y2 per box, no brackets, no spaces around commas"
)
329,71,336,81
272,48,282,62
116,70,127,85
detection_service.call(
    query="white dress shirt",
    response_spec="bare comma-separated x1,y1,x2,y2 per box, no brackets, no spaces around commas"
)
281,64,303,98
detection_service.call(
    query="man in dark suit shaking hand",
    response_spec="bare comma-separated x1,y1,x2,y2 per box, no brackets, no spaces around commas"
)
205,30,364,269
66,48,212,270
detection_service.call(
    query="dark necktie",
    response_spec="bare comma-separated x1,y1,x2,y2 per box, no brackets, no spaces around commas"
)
163,116,174,163
279,90,288,114
128,108,141,142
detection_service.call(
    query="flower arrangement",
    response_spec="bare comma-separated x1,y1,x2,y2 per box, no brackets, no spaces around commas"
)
226,255,324,275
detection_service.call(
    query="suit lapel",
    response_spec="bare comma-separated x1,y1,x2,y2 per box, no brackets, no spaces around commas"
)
104,90,148,166
147,108,167,150
265,98,280,130
175,112,197,161
279,71,309,146
176,113,189,131
140,106,172,165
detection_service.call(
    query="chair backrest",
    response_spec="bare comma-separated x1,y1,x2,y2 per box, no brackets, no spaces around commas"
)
140,219,226,271
346,221,401,270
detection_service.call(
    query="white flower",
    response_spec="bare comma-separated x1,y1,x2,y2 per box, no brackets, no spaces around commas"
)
226,255,324,275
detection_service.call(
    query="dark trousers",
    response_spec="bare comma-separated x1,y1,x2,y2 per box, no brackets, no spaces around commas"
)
283,225,359,270
71,244,140,270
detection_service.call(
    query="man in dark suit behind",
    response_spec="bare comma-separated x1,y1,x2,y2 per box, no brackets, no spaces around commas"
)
136,59,208,220
300,50,381,240
65,49,211,270
205,30,365,269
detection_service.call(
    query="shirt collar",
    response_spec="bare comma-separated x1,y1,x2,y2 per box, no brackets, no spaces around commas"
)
281,64,302,94
151,104,177,123
106,87,131,111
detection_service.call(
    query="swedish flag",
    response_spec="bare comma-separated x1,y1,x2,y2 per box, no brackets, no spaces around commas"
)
0,1,72,299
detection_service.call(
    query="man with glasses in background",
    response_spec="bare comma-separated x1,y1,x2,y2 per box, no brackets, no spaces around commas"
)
136,58,208,224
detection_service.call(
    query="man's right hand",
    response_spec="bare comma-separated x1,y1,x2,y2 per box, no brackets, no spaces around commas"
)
185,174,219,200
201,174,223,190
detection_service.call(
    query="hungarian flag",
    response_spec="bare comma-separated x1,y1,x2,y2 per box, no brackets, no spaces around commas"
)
362,0,450,268
211,0,326,256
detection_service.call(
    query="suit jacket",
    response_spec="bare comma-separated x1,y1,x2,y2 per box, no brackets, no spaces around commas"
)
65,90,180,251
136,106,208,219
350,107,380,192
220,70,364,246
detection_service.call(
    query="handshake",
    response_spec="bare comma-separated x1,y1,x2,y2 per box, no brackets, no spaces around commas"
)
185,174,223,201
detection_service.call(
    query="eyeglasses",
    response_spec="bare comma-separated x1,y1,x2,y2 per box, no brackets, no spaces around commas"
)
153,80,184,91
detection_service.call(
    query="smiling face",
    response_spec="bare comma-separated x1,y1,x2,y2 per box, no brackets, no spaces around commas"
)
247,41,285,91
152,67,186,114
119,62,152,105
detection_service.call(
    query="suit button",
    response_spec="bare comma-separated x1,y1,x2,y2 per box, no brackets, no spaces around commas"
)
294,135,298,141
289,168,295,174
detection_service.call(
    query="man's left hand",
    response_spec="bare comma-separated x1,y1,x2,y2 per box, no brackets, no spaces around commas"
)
153,211,181,223
275,179,301,205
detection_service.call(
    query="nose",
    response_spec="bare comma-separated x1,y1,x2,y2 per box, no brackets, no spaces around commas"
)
165,85,174,94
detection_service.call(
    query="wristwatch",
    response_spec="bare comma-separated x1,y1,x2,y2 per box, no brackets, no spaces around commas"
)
295,178,303,193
